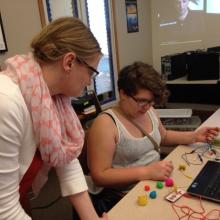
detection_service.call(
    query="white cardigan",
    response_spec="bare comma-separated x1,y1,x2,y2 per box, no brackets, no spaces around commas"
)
0,75,87,220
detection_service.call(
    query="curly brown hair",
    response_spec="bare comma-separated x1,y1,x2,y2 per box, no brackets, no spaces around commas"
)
117,62,170,105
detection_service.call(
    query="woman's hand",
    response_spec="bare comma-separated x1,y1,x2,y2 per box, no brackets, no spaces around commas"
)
195,127,220,143
145,160,174,181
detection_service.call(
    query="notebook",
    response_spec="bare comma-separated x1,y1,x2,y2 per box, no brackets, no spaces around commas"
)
187,160,220,203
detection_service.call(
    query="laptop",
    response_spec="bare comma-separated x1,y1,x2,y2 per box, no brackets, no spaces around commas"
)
187,160,220,203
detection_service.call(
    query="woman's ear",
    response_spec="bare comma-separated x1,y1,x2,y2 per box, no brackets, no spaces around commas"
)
120,89,128,96
119,89,128,100
63,52,77,72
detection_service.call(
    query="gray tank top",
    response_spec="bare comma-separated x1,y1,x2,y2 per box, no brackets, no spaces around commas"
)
87,108,161,194
105,109,161,169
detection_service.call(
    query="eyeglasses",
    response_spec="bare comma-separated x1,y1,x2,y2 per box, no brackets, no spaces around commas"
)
76,57,99,79
130,95,155,107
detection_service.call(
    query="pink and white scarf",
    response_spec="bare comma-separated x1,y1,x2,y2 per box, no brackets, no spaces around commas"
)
2,53,84,167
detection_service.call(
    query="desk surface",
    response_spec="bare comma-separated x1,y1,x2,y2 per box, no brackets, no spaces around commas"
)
108,108,220,220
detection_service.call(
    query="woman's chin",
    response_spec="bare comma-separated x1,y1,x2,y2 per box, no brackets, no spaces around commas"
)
138,110,147,115
71,90,84,98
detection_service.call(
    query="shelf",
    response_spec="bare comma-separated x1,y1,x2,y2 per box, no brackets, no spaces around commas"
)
166,82,220,105
166,76,219,85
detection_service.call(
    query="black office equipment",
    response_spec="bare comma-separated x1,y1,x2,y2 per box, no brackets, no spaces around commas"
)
71,90,101,114
207,46,220,53
187,52,220,80
161,53,187,80
187,160,220,203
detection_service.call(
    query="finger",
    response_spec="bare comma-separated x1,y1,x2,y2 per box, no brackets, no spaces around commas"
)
164,171,171,179
207,136,215,142
169,161,174,168
166,166,174,174
165,164,173,173
207,127,220,135
166,161,174,169
214,127,220,132
208,132,218,139
163,163,172,174
161,174,168,181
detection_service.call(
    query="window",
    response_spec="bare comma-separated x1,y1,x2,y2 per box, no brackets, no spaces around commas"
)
38,0,118,108
84,0,117,107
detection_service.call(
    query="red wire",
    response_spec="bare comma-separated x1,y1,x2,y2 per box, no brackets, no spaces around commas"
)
205,209,220,220
171,195,220,220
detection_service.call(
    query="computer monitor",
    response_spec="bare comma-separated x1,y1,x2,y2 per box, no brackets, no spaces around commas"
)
187,52,220,80
161,53,187,80
207,46,220,53
94,55,116,106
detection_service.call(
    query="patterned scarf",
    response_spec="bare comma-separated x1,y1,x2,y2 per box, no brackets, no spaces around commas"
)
2,53,84,167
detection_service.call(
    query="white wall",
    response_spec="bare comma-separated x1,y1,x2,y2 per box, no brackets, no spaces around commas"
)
151,0,220,72
114,0,152,69
0,0,153,71
0,0,42,66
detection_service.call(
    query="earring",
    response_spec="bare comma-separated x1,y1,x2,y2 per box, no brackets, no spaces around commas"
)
65,68,71,78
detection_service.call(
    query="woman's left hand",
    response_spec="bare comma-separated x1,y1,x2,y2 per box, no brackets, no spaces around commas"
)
195,127,220,143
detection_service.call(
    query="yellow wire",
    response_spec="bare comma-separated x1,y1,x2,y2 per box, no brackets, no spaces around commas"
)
180,170,193,179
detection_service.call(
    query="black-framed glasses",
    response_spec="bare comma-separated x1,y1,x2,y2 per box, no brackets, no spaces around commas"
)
130,95,155,107
76,57,99,79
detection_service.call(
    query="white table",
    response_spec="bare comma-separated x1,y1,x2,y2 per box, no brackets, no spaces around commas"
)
108,108,220,220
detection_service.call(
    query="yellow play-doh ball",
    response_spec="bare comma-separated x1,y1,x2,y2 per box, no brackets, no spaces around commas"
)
137,195,148,206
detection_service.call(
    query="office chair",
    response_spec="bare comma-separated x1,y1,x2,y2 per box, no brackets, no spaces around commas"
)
77,90,102,174
86,90,102,116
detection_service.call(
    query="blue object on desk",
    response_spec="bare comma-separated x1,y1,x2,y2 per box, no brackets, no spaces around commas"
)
149,191,157,199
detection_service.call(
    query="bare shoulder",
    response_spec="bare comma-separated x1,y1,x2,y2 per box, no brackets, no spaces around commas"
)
89,111,118,141
91,112,116,129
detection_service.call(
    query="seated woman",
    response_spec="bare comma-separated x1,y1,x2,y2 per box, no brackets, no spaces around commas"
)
86,62,219,215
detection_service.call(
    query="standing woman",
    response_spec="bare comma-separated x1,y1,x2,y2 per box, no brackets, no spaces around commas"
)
0,17,107,220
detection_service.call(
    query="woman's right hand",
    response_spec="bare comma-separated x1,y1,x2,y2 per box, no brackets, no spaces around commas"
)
145,160,174,181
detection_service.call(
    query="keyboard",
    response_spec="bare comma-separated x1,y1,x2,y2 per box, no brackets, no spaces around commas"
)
204,166,220,199
187,160,220,203
156,108,192,118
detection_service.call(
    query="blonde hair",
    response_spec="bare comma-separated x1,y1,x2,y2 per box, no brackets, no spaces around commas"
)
31,17,101,63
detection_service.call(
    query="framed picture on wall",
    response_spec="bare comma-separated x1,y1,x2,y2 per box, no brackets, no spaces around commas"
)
125,0,139,33
37,0,79,27
0,13,8,53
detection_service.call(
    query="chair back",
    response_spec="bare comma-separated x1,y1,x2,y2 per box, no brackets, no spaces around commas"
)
78,90,102,174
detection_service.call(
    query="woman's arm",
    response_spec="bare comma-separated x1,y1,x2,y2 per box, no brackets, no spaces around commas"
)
0,92,31,220
158,115,220,146
69,191,107,220
56,156,108,219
